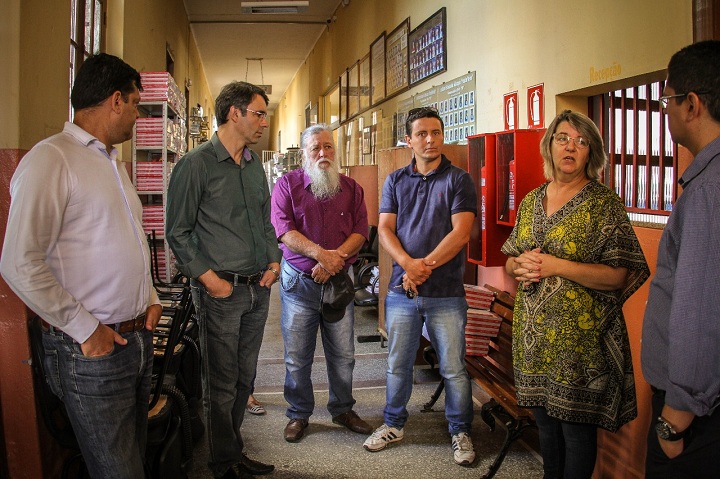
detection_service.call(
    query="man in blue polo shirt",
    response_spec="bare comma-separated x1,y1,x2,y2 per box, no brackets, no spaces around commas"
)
363,107,477,467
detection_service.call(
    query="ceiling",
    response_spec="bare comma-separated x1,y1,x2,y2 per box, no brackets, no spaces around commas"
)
183,0,346,113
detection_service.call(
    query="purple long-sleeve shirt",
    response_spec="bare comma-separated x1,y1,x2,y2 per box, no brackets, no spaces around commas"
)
271,169,368,274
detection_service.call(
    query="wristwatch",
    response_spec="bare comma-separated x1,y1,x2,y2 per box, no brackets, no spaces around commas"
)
655,416,686,441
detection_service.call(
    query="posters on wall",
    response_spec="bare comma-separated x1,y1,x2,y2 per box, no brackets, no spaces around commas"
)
396,96,415,145
396,72,476,145
527,83,544,129
503,91,518,131
409,8,447,86
438,72,476,143
386,19,410,98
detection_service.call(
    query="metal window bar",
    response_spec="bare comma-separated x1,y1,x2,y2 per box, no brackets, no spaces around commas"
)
592,80,677,225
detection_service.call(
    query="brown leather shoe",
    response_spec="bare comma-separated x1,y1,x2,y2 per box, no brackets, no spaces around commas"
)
284,418,308,442
332,410,373,434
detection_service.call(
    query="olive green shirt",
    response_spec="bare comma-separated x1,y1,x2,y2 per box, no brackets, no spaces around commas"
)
166,133,281,279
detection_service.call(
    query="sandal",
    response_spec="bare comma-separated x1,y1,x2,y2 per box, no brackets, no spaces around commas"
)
247,397,266,415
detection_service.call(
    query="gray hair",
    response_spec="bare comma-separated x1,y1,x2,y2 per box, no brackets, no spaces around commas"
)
300,124,335,149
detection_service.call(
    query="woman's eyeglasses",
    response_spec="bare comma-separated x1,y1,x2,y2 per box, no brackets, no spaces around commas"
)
553,133,589,149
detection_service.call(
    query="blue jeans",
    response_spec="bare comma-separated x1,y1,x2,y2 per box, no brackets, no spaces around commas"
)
42,328,153,479
191,278,270,478
530,407,598,479
280,259,357,419
384,291,473,434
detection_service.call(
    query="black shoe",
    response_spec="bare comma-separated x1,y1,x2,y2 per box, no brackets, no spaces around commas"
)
238,453,275,476
219,465,254,479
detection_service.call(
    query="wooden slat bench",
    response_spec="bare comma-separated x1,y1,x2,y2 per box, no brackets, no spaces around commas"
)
421,283,535,478
467,284,535,478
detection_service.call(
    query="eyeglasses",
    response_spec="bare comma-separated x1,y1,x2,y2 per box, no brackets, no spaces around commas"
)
659,90,710,109
553,133,589,149
245,108,268,120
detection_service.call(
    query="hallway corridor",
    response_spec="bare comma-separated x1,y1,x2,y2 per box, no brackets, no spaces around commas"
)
188,287,544,479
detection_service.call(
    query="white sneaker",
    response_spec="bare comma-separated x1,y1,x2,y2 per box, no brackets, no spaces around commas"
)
363,424,404,452
451,432,475,466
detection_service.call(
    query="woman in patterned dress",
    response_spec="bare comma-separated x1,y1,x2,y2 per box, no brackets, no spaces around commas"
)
502,110,649,479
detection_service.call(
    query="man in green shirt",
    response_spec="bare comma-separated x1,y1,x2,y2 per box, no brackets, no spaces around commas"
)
166,81,281,479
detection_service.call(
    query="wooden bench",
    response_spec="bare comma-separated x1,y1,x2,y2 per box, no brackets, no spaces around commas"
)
421,283,535,479
467,284,535,478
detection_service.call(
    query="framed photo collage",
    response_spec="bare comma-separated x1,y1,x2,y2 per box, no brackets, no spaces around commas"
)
324,7,449,127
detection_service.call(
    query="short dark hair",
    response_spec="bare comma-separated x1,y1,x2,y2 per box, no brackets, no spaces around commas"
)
215,81,270,126
540,110,607,181
405,106,444,137
70,53,142,111
667,40,720,122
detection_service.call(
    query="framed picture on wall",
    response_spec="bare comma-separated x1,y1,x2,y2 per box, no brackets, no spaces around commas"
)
385,18,409,98
409,8,447,87
362,126,371,155
348,62,360,118
323,81,341,127
359,54,370,112
340,72,347,123
370,33,386,106
305,101,312,128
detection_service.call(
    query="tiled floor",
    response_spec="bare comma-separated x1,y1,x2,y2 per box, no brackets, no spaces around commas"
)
188,287,544,479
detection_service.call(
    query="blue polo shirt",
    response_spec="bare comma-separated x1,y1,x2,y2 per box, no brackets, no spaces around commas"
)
380,155,477,297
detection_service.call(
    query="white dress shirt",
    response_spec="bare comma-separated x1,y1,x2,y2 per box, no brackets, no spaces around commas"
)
0,122,159,344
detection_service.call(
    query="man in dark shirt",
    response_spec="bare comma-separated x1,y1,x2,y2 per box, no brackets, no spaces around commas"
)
641,40,720,478
363,107,477,467
271,124,372,443
166,81,281,479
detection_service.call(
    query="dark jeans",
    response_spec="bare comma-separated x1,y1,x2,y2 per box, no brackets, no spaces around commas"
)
645,389,720,478
42,328,153,479
190,278,270,478
530,407,598,479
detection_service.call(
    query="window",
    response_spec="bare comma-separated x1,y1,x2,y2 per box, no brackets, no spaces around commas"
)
590,80,676,226
69,0,104,118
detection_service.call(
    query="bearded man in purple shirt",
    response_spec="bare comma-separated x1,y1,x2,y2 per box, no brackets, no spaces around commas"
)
271,124,372,443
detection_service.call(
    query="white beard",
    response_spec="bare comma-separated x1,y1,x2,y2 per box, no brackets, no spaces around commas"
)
303,157,341,199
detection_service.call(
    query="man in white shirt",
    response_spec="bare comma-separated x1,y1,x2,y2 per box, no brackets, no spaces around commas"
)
0,53,161,479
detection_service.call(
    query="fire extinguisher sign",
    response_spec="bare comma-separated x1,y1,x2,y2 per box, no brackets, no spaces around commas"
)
503,91,518,132
527,83,544,129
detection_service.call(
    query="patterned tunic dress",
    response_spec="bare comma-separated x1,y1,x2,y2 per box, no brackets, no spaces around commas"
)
501,181,649,431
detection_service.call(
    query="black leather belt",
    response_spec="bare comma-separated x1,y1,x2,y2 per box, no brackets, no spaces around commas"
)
42,313,147,335
216,270,263,285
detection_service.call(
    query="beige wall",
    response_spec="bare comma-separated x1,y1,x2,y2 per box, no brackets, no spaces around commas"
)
9,0,214,159
123,0,215,159
271,0,693,150
17,0,71,150
0,0,21,149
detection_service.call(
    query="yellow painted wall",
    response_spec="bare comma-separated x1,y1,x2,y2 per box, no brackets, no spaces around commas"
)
271,0,692,149
0,0,21,149
10,0,214,159
121,0,215,158
18,0,71,149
